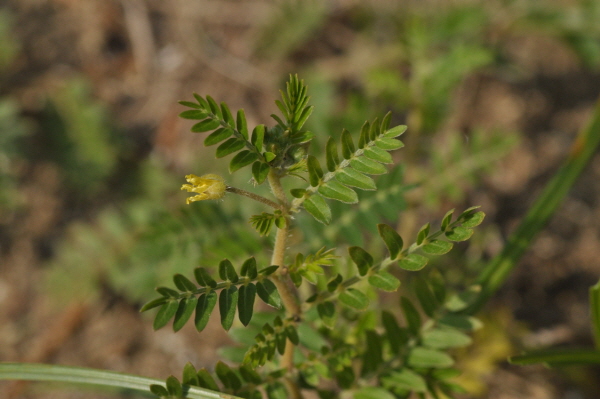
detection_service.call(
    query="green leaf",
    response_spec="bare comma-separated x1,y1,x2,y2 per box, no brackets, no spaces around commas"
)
326,273,343,292
400,297,421,336
179,109,208,119
206,96,221,118
219,259,239,283
141,297,168,312
591,279,600,348
290,130,314,144
285,325,300,345
445,226,474,241
259,265,279,276
252,161,270,184
166,375,182,397
460,210,485,227
408,347,454,368
317,301,336,328
341,129,355,159
192,93,209,108
266,381,288,399
215,361,241,390
422,327,472,349
377,224,403,259
350,157,387,175
240,257,258,279
318,181,358,203
438,314,483,332
220,103,235,127
191,118,220,133
303,195,332,225
361,330,383,377
264,152,276,162
339,288,369,310
441,208,454,231
398,254,428,271
414,277,438,318
509,349,600,366
375,137,405,150
416,223,430,246
369,117,380,141
290,188,306,198
179,99,203,108
368,270,401,292
195,291,218,332
363,146,393,164
156,286,179,297
219,286,239,331
358,121,370,149
239,364,262,385
216,138,245,158
153,300,179,330
182,362,199,386
197,368,220,391
348,246,373,276
381,111,391,132
421,240,453,255
150,384,169,397
384,125,407,138
194,267,217,288
382,311,408,353
381,369,427,393
307,155,324,186
256,279,282,309
325,137,340,172
251,125,265,151
173,296,198,332
236,109,249,140
335,168,376,190
204,128,233,146
173,274,196,292
294,106,314,130
230,150,259,173
238,284,256,326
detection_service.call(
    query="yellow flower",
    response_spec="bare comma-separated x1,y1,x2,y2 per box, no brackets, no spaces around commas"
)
181,174,227,204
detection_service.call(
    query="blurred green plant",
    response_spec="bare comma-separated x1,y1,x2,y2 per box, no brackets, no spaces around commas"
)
41,77,119,195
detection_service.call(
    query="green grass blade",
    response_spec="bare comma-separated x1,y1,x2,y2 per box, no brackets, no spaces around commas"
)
466,97,600,314
509,349,600,366
0,363,241,399
591,279,600,349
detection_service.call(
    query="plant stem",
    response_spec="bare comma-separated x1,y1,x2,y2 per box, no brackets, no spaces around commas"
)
267,169,301,375
226,186,284,210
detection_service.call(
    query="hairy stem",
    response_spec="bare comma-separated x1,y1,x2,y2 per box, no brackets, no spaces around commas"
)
226,186,284,210
267,170,301,377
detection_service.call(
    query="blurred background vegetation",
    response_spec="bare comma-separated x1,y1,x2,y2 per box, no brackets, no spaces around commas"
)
1,0,600,398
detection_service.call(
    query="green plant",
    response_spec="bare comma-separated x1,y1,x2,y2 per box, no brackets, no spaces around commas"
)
2,76,600,399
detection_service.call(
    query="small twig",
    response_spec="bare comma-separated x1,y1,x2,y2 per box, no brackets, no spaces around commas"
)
226,186,284,211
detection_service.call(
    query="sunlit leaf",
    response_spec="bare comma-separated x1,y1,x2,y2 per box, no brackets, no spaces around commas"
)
303,195,332,225
339,288,369,310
